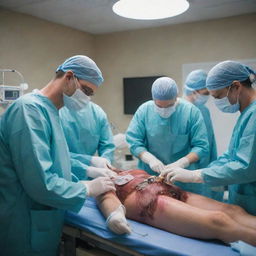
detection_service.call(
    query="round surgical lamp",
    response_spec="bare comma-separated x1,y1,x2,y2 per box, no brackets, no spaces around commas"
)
112,0,190,20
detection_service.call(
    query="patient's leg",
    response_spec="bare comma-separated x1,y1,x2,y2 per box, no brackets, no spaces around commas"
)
185,193,256,229
124,194,256,246
97,191,256,246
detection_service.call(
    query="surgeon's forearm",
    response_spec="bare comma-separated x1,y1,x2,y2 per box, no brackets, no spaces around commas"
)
98,141,115,163
186,152,199,164
70,152,92,166
97,192,122,218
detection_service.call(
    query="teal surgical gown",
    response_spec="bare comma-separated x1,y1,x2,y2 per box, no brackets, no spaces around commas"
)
197,104,217,162
59,103,115,179
201,101,256,215
196,104,223,201
126,98,210,195
0,93,87,256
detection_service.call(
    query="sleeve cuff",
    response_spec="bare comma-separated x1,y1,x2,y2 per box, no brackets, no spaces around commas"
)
134,147,147,157
191,147,204,159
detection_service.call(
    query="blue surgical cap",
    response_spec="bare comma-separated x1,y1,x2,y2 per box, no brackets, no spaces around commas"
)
206,60,256,91
183,85,195,96
185,69,207,90
152,77,178,100
56,55,104,86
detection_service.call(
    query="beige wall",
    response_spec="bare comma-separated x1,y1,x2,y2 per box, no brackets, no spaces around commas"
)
1,9,255,131
94,13,256,132
0,8,94,91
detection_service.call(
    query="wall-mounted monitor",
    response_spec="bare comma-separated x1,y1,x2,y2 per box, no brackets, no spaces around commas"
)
123,76,163,114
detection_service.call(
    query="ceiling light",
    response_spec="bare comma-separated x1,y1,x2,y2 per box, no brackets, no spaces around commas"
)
112,0,190,20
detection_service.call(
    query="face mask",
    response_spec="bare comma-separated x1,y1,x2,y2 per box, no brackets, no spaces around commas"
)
214,86,240,113
155,104,176,118
63,78,91,111
194,94,209,106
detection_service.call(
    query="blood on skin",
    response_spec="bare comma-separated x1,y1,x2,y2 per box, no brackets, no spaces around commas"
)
115,170,187,219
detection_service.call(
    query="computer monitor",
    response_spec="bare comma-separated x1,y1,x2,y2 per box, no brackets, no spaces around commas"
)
123,76,163,114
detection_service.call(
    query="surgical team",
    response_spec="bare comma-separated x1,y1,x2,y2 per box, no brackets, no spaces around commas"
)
0,55,256,256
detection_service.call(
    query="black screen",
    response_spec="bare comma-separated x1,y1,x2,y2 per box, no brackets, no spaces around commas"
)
123,76,163,114
5,90,20,100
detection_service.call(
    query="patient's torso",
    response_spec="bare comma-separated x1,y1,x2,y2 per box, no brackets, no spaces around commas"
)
114,170,187,220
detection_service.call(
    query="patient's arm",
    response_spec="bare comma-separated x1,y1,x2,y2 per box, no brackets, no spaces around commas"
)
97,192,131,234
97,192,121,219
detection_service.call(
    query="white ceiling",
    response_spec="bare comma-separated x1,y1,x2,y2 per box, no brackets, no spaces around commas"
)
1,0,256,34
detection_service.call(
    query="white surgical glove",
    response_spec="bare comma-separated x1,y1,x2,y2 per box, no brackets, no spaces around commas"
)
106,205,131,235
91,156,111,168
87,166,117,179
82,177,116,197
162,157,190,176
140,151,164,173
165,167,203,184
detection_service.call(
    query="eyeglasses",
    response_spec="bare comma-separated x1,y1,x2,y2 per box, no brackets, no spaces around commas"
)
80,85,94,96
75,78,94,96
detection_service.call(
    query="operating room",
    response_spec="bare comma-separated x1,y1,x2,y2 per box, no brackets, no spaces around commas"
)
0,1,256,256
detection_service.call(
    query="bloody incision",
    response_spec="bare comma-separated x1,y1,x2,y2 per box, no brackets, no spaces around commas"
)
115,170,187,219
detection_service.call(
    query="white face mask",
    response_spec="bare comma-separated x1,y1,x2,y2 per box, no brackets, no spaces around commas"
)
194,94,209,106
155,104,176,118
63,79,91,111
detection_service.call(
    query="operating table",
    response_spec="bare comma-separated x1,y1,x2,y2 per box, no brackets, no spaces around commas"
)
63,197,239,256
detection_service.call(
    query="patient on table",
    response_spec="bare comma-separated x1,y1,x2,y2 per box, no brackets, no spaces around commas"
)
97,169,256,246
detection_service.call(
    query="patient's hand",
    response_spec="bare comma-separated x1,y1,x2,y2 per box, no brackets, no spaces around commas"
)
106,205,131,235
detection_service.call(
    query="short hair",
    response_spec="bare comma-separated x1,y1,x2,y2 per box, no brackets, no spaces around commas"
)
55,70,65,79
240,78,252,88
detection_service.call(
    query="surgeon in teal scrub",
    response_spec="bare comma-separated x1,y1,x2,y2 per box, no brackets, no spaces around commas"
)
0,55,118,256
59,88,115,180
184,69,217,162
164,61,256,215
184,70,223,201
126,77,209,195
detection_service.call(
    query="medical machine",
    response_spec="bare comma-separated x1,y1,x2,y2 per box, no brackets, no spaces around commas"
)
0,69,28,105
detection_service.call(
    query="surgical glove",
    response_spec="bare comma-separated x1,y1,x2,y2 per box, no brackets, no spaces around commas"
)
106,205,131,235
165,168,203,184
162,157,190,176
82,177,116,197
140,151,164,173
87,166,117,179
91,156,111,168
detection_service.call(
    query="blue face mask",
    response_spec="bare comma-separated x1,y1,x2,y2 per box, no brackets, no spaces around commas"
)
214,86,240,113
194,94,209,106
